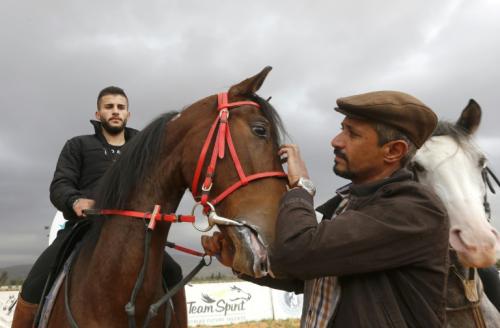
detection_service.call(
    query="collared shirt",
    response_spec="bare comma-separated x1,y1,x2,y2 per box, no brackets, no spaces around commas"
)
302,187,350,328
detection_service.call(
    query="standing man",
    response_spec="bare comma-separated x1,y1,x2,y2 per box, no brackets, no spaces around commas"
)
13,86,186,327
203,91,450,327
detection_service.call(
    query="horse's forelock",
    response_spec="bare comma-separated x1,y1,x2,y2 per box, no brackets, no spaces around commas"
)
432,121,483,161
250,94,288,145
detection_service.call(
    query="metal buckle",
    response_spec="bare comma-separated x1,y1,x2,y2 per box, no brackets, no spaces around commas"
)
201,182,213,192
192,202,215,232
219,108,229,120
191,201,244,232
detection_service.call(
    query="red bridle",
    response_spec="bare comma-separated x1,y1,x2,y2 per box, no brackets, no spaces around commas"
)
191,92,287,210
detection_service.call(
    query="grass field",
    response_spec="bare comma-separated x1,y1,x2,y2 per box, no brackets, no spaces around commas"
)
195,319,299,328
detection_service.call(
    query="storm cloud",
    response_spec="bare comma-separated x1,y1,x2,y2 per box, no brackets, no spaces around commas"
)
1,0,499,268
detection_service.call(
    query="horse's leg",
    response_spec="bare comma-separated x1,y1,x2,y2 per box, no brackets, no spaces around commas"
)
170,287,187,328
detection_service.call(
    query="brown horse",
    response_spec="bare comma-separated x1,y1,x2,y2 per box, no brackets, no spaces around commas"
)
41,67,287,327
412,99,500,327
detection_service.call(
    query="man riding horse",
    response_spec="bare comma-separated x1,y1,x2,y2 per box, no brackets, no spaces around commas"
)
13,86,186,327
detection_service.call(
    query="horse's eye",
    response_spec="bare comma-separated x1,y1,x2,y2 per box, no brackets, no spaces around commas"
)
410,161,426,173
478,156,487,168
251,125,268,138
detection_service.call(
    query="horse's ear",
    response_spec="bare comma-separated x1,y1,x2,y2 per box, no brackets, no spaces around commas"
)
228,66,272,97
456,99,481,135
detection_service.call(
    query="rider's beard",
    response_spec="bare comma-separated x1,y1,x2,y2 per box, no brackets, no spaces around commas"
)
333,149,354,179
101,118,127,135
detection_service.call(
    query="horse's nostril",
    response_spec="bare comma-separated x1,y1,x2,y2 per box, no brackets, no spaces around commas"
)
450,228,477,252
450,228,462,239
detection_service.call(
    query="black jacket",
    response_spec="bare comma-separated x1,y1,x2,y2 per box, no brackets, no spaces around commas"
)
49,120,138,223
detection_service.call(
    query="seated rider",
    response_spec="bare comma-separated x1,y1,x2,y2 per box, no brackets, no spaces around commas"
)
12,86,185,327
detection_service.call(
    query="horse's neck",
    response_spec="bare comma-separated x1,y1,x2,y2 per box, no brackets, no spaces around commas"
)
447,251,483,309
73,151,186,298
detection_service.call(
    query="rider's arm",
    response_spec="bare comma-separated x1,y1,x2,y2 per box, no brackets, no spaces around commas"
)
49,139,84,218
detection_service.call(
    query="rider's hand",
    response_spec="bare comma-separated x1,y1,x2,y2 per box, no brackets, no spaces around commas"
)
72,198,95,217
201,231,235,268
278,144,310,186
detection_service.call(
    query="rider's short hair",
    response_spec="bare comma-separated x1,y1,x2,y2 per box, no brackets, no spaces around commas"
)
97,86,128,108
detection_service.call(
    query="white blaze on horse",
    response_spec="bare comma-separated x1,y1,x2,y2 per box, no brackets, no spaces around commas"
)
411,99,500,327
413,99,499,267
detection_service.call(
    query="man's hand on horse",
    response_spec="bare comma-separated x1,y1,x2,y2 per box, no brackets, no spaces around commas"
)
201,231,235,267
278,144,310,186
72,198,96,217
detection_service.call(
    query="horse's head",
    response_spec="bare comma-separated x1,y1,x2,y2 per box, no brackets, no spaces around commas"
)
411,99,499,268
229,285,251,301
176,67,287,277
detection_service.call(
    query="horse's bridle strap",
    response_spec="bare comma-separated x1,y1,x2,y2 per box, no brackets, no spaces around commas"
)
191,93,262,194
84,209,195,223
211,172,288,206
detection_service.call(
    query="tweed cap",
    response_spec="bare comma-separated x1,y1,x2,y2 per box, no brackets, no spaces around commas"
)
335,91,437,148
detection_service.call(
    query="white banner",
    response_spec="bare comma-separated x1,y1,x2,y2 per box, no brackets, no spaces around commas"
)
0,291,17,328
185,281,273,326
270,289,303,320
0,282,305,327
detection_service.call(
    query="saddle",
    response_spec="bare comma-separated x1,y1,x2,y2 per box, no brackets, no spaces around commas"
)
33,219,92,327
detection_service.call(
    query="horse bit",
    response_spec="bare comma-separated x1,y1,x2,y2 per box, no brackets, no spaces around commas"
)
66,92,287,328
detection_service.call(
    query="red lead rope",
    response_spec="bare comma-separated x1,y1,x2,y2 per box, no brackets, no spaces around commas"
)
191,92,287,208
84,208,195,224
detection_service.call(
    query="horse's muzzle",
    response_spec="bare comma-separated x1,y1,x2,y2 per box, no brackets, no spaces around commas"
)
224,224,272,278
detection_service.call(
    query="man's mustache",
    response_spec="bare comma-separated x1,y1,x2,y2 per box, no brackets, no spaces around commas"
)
334,149,348,161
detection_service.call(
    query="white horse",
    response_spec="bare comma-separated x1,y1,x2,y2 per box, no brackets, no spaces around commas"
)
411,99,500,327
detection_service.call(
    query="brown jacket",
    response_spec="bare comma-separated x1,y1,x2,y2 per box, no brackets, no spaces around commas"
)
265,169,449,327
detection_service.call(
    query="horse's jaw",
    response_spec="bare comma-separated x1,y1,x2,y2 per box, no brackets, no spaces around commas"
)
449,225,500,268
222,225,273,278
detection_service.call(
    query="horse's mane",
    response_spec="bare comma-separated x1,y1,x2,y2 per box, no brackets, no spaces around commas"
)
432,121,482,159
249,94,287,145
96,111,179,209
433,121,469,143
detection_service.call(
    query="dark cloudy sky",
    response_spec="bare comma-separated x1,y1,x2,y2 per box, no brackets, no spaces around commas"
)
1,0,500,268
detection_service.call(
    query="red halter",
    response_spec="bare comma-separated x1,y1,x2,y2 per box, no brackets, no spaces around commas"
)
191,92,287,209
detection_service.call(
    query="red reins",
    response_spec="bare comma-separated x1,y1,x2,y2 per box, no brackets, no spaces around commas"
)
84,208,195,226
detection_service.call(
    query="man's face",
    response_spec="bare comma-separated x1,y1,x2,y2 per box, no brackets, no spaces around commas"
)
96,94,130,135
331,117,385,184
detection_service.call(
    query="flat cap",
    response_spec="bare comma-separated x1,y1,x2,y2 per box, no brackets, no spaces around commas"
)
335,90,437,148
